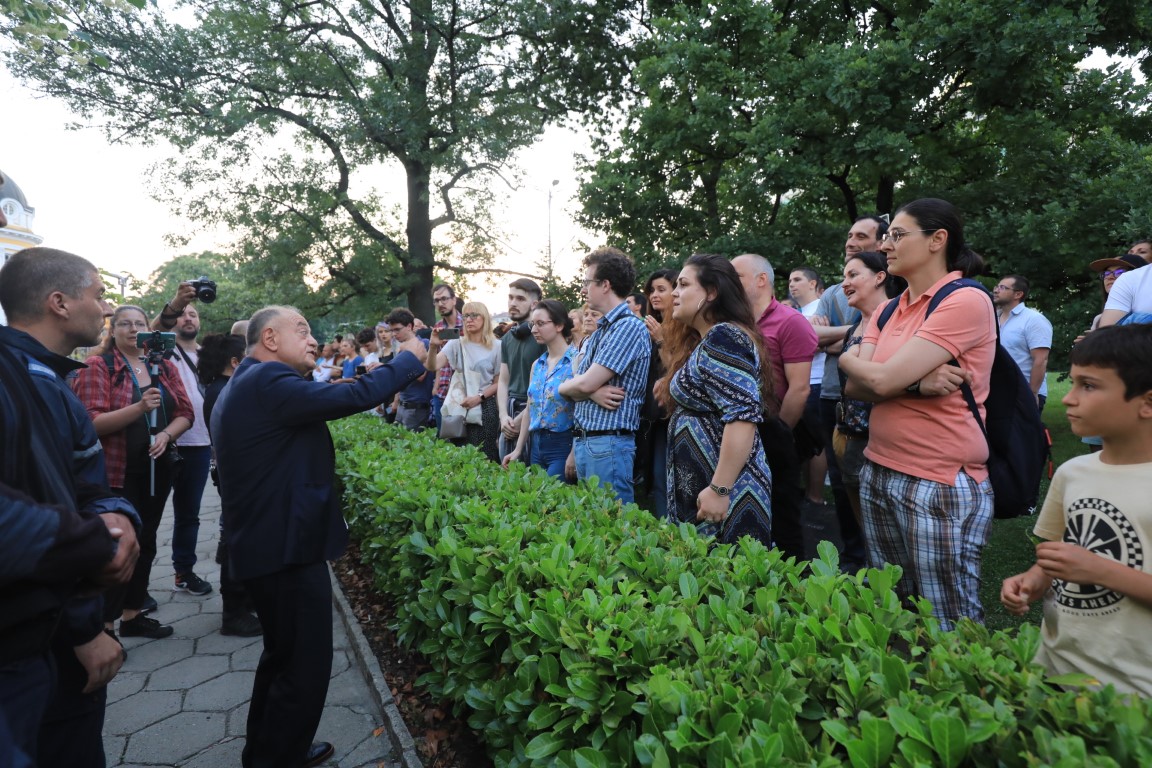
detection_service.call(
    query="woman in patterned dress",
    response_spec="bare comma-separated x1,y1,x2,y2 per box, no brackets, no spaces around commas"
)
657,254,776,545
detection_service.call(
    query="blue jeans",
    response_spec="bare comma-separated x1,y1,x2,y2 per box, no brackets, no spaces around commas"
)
0,653,52,768
171,445,212,576
530,430,574,481
574,433,635,504
431,395,444,433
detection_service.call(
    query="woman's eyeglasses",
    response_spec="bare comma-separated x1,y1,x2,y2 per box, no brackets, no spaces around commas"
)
1100,268,1128,279
528,320,553,329
462,312,483,320
879,228,937,245
113,320,149,329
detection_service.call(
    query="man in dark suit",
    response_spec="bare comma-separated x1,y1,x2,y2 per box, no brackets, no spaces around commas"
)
212,305,426,768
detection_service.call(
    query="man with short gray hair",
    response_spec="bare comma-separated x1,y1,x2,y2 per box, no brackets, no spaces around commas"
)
213,305,427,768
732,253,816,561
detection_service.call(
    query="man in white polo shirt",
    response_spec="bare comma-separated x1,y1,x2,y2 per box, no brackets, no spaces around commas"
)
992,274,1052,411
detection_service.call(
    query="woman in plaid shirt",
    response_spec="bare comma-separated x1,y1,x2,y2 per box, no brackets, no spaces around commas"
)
72,305,194,640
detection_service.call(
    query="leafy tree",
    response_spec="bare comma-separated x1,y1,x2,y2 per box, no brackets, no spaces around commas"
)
1,0,145,57
577,0,1152,363
4,0,633,319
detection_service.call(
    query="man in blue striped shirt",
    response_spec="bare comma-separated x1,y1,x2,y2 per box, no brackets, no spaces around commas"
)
559,247,651,503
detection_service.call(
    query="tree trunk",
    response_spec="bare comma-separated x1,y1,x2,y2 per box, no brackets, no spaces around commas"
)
876,177,895,219
404,160,436,322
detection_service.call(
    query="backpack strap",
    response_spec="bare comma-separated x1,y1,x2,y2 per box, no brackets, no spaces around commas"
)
102,352,129,389
875,278,995,435
876,297,900,330
923,279,996,438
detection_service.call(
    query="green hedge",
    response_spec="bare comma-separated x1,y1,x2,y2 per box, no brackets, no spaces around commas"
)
333,417,1152,767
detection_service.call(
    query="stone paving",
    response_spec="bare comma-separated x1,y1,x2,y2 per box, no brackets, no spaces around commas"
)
102,483,420,768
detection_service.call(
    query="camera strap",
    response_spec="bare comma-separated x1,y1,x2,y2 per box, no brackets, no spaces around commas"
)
119,349,169,435
174,345,206,397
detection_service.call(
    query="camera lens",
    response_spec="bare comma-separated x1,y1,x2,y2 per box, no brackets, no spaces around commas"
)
197,285,217,303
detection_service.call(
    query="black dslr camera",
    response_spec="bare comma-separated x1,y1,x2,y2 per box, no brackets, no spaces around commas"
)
189,275,217,303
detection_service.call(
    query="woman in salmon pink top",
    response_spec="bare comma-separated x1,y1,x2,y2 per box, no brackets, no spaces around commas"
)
838,198,997,630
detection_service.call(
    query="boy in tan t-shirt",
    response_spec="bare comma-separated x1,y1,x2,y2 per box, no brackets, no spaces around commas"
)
1001,324,1152,696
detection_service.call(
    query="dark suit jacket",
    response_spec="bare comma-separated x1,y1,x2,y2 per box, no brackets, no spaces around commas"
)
212,352,425,581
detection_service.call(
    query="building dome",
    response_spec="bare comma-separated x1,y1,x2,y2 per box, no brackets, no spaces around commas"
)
1,167,46,266
0,169,33,213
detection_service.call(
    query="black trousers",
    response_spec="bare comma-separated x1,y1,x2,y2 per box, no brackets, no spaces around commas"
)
759,417,805,560
105,460,174,621
820,398,866,567
39,636,107,768
242,562,332,768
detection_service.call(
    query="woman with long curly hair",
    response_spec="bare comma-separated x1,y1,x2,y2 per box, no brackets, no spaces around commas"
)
657,254,775,545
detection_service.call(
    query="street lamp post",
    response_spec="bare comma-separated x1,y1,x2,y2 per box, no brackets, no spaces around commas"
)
117,271,130,299
547,179,559,282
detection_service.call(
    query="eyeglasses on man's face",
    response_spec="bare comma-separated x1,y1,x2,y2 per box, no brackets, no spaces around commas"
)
581,277,604,288
434,295,455,304
1100,269,1128,279
114,320,149,329
879,228,937,245
992,284,1020,293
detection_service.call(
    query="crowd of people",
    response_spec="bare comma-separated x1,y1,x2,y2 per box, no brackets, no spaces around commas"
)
4,191,1152,767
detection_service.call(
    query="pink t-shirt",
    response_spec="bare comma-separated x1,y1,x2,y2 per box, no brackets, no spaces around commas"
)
755,297,818,406
862,272,997,485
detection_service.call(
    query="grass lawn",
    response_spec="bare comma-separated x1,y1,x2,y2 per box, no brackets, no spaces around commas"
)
980,372,1082,631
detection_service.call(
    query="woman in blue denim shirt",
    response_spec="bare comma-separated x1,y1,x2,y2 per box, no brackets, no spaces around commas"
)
503,300,577,481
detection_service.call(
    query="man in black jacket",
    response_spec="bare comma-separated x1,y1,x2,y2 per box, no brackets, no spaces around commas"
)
0,242,140,767
213,305,426,768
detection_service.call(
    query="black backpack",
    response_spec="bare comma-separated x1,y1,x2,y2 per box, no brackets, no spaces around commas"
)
876,278,1048,519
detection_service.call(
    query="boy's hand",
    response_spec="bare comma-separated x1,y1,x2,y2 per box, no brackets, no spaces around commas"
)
1000,564,1049,616
1036,542,1110,585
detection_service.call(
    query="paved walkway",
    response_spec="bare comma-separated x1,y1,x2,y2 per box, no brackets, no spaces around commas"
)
102,483,419,767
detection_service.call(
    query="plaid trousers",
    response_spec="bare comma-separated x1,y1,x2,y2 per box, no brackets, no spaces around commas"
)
859,460,994,630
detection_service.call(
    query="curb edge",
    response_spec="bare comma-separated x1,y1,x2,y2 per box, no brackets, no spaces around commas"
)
329,564,424,768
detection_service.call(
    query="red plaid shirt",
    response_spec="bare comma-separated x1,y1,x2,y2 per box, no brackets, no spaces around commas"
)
71,350,194,489
433,313,464,398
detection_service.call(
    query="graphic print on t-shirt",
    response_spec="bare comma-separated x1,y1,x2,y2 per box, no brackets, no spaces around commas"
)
1055,497,1145,612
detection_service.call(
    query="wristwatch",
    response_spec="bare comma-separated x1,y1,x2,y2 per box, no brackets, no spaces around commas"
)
709,482,731,496
905,379,921,395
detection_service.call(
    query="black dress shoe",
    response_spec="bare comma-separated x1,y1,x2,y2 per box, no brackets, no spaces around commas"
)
302,741,334,767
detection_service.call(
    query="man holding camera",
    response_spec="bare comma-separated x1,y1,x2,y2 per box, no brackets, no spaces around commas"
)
153,284,215,599
430,283,464,432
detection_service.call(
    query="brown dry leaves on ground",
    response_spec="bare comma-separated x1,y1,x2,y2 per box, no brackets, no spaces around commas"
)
335,543,492,768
